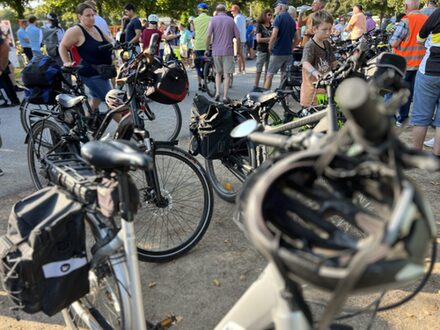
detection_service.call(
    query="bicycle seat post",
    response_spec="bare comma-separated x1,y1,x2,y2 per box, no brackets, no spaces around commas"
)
326,85,338,133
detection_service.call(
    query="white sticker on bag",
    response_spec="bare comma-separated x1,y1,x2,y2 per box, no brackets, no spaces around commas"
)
42,257,87,278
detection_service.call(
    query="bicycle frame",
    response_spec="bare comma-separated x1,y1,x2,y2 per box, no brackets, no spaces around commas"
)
215,263,310,330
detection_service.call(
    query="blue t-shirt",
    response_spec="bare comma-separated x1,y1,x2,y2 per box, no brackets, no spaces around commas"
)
246,25,254,43
17,27,30,48
125,17,142,45
272,12,296,56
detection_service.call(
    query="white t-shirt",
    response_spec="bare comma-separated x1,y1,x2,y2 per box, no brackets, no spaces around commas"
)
95,15,111,38
234,14,246,42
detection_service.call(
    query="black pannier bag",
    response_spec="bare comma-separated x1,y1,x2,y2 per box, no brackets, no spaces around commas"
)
0,187,89,316
145,62,188,104
21,55,61,105
189,94,233,160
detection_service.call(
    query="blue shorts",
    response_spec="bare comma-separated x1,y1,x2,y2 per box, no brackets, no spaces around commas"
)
80,75,112,102
410,71,440,127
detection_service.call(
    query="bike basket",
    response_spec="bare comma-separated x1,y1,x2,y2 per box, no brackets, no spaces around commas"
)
0,187,89,316
145,62,189,104
189,94,233,160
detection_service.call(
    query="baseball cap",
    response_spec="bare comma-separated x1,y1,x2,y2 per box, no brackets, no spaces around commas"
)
197,3,209,11
47,12,58,21
274,0,289,6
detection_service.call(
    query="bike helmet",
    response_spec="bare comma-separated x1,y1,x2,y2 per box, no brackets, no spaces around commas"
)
239,148,436,294
148,14,159,24
105,89,127,110
197,2,209,11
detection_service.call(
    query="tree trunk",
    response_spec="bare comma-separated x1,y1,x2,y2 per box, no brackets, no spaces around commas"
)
12,0,25,18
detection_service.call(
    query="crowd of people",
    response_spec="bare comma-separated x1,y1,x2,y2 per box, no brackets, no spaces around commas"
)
0,0,440,176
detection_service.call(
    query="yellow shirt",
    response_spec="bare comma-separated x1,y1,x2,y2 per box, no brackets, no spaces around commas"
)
193,13,211,51
347,13,367,40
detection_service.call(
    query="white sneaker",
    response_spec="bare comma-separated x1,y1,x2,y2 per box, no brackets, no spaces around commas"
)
424,138,435,148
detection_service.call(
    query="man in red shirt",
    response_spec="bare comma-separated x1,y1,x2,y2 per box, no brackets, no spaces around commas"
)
142,14,163,55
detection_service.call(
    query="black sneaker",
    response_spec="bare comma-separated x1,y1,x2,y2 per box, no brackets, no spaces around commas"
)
11,100,20,106
214,95,220,102
0,102,11,108
0,168,4,176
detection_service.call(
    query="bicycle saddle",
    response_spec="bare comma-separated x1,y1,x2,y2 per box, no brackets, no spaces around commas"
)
246,91,278,105
56,94,86,108
81,140,152,170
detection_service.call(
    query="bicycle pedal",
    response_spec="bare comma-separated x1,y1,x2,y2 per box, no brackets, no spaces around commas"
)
147,315,177,330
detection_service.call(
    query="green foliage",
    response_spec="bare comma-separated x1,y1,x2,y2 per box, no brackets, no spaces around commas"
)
1,0,29,18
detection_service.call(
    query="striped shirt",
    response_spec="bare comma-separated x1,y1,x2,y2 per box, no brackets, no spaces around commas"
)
418,8,440,75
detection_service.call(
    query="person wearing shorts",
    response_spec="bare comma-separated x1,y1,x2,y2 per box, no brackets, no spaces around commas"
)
264,0,296,90
254,9,273,91
206,4,241,104
411,8,440,154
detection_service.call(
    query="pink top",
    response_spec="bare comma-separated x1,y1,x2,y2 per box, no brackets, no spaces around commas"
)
207,12,240,56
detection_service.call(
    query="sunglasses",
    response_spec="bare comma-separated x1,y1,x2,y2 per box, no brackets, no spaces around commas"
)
267,13,273,16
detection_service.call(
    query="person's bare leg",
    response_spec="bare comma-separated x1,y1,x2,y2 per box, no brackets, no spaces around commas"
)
412,125,428,150
89,98,101,113
215,73,222,98
224,74,230,99
8,63,16,86
433,127,440,155
264,74,274,90
255,72,261,88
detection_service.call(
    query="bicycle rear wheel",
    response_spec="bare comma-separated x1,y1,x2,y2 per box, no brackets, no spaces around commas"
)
27,119,79,190
20,99,57,134
131,145,214,262
203,61,216,97
205,138,255,203
63,219,131,329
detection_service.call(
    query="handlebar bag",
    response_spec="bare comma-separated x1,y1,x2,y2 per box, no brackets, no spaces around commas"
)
0,187,89,316
145,62,188,104
189,94,233,159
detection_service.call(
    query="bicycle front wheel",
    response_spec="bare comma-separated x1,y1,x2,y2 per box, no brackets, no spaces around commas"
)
203,61,216,97
131,145,214,262
141,101,182,142
27,119,79,190
63,221,131,329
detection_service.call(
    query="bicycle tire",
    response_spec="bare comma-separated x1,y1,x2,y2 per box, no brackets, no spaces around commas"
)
204,113,256,203
62,219,131,329
131,145,214,262
19,99,56,134
279,79,301,115
27,119,79,190
203,61,216,97
141,102,182,142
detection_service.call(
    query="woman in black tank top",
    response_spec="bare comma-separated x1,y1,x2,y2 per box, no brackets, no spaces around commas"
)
59,3,113,111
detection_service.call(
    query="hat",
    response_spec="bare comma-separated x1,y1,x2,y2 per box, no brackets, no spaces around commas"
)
274,0,289,6
366,11,372,17
197,2,209,11
231,4,240,12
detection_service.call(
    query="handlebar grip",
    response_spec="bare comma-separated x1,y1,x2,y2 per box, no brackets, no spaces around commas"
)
248,132,289,148
335,77,389,145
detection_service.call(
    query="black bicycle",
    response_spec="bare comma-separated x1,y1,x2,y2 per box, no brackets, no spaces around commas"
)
27,38,214,262
202,54,233,98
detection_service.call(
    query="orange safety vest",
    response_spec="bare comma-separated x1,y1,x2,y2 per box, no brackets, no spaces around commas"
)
393,12,428,70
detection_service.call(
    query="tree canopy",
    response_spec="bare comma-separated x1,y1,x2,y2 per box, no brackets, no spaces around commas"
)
3,0,408,23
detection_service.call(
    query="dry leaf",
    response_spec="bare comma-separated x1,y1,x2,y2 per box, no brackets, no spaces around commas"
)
175,316,183,323
240,274,246,281
213,279,221,287
148,281,157,288
430,181,440,186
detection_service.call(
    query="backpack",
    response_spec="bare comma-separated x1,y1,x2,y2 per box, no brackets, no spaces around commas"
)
0,187,89,316
42,27,61,58
21,56,61,104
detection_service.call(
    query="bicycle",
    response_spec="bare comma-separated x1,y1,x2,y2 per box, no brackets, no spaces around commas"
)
27,36,214,262
214,74,437,330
